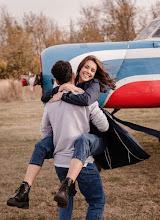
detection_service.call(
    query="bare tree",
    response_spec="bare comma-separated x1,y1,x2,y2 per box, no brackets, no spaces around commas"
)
76,5,104,43
67,19,79,43
0,7,40,79
23,12,67,55
101,0,137,41
150,1,160,19
0,9,71,79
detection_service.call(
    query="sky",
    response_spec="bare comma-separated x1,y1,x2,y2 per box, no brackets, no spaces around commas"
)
0,0,159,28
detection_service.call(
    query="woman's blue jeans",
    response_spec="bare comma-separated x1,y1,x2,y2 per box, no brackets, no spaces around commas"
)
73,133,106,164
29,136,54,166
55,163,105,220
29,133,106,167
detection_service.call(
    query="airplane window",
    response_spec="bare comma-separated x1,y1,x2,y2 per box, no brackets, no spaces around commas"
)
135,20,160,40
152,27,160,37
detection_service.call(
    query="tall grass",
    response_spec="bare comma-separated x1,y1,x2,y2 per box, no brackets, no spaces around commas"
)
0,101,159,220
0,79,42,102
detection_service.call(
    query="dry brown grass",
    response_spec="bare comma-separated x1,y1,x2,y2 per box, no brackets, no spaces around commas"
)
0,79,41,102
0,100,159,220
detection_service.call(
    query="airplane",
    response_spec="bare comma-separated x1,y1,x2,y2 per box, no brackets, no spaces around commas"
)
21,16,160,109
21,16,160,169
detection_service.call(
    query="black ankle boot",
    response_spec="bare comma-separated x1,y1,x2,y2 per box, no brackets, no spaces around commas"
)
54,177,73,208
7,181,31,209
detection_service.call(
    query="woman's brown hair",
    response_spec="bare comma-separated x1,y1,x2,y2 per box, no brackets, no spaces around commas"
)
76,55,116,93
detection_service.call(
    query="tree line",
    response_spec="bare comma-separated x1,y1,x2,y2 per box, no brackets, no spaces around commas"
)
0,0,159,79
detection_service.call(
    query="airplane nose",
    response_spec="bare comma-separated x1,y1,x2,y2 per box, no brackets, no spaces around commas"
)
21,78,28,86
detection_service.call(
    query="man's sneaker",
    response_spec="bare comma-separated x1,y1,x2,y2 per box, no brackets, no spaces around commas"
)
54,177,73,208
7,181,30,209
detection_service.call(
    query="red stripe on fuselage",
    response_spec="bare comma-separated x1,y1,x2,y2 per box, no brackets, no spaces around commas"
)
105,80,160,108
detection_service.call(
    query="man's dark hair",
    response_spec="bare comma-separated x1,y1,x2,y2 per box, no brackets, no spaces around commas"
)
51,61,72,85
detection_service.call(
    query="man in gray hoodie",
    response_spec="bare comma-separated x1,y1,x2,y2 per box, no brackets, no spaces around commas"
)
7,60,109,220
40,61,109,220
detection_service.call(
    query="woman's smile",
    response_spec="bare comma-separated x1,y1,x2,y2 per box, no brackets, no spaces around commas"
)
78,60,97,83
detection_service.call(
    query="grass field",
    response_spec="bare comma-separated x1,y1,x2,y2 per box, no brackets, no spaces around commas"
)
0,99,159,220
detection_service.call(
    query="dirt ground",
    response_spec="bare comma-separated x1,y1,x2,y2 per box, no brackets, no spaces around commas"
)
0,100,159,220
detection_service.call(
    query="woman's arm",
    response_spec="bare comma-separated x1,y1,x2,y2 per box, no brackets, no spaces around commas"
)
41,84,83,103
41,86,59,103
61,80,100,106
42,79,100,106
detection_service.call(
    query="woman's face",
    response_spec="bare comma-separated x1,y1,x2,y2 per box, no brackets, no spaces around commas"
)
78,60,97,83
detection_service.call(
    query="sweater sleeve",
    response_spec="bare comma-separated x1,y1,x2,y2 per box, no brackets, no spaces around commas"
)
61,80,100,106
40,105,53,138
89,102,109,132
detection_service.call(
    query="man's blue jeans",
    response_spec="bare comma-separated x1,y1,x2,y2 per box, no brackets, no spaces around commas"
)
29,133,106,167
55,163,105,220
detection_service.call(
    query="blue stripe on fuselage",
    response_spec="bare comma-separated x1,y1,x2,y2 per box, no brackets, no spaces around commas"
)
117,57,160,80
